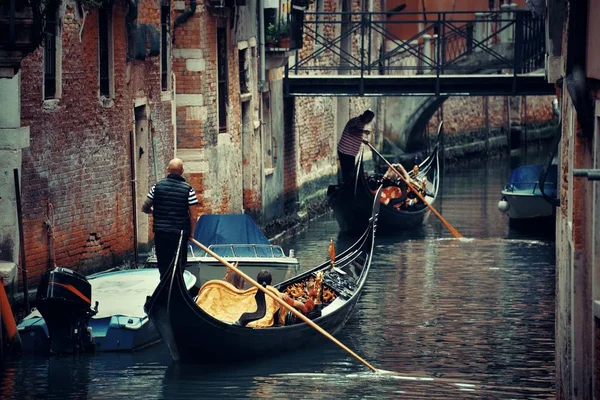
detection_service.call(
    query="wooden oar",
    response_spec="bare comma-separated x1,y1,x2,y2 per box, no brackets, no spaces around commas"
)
362,138,463,239
188,236,378,372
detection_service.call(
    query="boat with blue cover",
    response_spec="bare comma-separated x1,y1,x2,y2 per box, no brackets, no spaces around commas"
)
498,164,558,223
17,268,196,353
145,214,299,289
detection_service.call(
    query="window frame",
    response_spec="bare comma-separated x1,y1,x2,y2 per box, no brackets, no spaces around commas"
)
217,26,229,132
161,2,171,91
43,5,61,100
98,6,114,99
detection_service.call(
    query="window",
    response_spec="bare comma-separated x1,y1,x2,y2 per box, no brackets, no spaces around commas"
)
238,48,249,95
217,27,228,132
98,7,113,98
44,5,59,99
161,3,171,91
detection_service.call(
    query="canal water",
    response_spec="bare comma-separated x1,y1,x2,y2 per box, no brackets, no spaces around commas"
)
1,147,555,399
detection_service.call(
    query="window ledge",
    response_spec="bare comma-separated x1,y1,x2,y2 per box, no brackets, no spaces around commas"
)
240,92,252,102
99,96,114,108
161,91,172,102
264,167,275,176
42,99,60,111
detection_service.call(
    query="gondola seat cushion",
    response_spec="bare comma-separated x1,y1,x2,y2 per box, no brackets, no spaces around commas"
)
195,280,282,328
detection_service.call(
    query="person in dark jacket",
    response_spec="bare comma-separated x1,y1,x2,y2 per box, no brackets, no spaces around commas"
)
142,158,199,279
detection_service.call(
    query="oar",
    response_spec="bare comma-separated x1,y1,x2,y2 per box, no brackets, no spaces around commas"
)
188,236,378,372
362,139,463,239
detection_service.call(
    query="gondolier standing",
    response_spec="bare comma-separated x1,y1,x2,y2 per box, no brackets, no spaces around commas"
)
337,109,375,184
142,158,199,279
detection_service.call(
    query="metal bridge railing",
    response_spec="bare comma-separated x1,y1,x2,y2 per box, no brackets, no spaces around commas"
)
288,9,545,78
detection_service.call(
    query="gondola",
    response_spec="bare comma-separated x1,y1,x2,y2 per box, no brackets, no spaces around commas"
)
327,142,440,234
144,188,381,363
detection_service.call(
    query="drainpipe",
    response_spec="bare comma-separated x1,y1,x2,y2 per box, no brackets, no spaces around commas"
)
259,0,266,90
258,0,266,214
174,0,197,27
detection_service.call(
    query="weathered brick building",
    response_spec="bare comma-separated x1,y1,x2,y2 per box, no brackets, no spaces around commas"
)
16,0,175,281
546,0,600,397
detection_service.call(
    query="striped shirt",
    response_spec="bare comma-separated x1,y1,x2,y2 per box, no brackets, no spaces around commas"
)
147,184,199,205
337,116,370,156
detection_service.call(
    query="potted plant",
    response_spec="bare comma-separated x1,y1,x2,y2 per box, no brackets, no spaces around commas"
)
277,20,290,48
266,23,278,47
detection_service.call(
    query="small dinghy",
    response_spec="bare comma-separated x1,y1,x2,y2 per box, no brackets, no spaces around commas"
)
18,268,196,353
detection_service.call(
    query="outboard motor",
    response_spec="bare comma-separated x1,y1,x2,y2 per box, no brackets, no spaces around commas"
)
36,267,98,354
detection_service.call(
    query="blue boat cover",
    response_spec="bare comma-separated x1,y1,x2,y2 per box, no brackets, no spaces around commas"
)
507,164,557,197
191,214,277,257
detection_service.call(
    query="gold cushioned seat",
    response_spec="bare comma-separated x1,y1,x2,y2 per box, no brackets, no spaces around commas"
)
195,280,282,328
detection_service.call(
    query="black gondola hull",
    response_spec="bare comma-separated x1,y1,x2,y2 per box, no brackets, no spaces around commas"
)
328,183,431,234
150,285,360,362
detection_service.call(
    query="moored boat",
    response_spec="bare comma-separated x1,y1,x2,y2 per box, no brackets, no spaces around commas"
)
18,268,196,353
498,164,558,225
144,189,381,363
145,214,299,289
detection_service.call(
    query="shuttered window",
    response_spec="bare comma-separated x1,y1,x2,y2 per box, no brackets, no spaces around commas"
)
44,7,58,99
98,8,111,97
161,4,170,91
217,27,228,132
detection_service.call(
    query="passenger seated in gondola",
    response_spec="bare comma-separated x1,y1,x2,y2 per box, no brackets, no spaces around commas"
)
377,163,427,210
256,270,309,315
195,269,311,328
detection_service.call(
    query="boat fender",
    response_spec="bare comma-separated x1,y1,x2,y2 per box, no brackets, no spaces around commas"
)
498,197,510,213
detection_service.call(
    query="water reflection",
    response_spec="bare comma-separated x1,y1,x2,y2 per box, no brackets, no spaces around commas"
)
1,151,555,399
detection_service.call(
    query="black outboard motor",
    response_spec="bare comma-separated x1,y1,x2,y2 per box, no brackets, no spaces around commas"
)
36,267,98,354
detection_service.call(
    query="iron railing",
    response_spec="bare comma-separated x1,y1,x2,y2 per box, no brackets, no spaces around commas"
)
288,9,545,78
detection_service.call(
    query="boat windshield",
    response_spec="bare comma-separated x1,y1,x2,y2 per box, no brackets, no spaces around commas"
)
189,244,287,259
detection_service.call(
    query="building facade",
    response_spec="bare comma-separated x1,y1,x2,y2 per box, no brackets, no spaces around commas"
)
16,0,175,279
546,0,600,398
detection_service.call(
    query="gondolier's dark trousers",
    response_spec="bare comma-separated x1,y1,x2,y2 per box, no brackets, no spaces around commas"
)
154,232,188,280
338,151,356,184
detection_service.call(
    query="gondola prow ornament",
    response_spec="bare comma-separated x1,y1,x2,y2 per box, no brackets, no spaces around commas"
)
328,239,335,265
328,239,346,275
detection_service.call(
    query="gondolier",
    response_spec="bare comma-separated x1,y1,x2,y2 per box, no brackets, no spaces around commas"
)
337,109,375,183
142,158,199,279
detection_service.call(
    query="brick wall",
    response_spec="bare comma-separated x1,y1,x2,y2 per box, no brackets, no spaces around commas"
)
19,0,173,282
174,7,245,216
427,95,554,138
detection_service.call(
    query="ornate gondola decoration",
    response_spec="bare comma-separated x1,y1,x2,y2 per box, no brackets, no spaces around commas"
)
144,188,381,366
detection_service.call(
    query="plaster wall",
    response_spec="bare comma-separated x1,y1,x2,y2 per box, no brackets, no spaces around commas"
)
0,74,29,268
